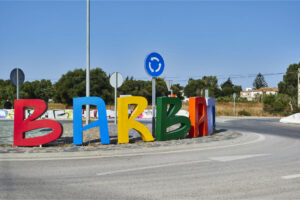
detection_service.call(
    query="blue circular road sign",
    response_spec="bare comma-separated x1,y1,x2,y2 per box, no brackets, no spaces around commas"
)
145,52,165,77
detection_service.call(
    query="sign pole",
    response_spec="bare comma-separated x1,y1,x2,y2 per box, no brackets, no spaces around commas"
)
17,68,19,99
152,77,156,136
233,97,236,116
109,72,124,124
114,73,118,124
233,93,236,116
145,52,164,137
10,68,25,98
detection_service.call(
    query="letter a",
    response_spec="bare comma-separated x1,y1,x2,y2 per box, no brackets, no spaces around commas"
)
156,97,191,141
14,99,62,146
117,96,154,144
189,97,208,137
73,97,110,145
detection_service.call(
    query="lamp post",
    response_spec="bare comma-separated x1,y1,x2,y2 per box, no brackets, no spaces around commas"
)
86,0,90,125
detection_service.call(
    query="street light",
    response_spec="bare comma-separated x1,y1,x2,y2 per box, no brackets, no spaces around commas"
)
86,0,90,125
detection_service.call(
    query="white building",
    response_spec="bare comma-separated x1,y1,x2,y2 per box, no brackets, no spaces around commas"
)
240,87,278,101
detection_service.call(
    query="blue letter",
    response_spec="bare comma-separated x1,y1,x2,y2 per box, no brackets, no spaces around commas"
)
73,97,110,145
206,98,216,134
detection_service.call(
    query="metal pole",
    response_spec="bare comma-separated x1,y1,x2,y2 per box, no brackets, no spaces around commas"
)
86,0,90,125
152,78,156,136
298,68,300,108
16,68,19,99
171,90,173,96
114,73,118,124
233,98,236,116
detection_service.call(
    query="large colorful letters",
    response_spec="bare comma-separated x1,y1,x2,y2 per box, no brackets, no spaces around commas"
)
206,98,216,134
14,99,62,146
12,96,216,146
156,97,191,141
73,97,110,145
188,97,208,137
117,96,154,144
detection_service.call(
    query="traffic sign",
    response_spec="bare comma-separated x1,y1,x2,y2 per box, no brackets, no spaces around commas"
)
109,72,123,88
10,68,25,99
10,68,25,86
109,72,123,124
165,80,172,91
145,52,165,77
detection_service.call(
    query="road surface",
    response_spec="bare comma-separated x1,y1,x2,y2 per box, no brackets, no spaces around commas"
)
1,117,300,199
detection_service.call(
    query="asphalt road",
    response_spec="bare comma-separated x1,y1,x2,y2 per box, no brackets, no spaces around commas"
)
1,117,300,200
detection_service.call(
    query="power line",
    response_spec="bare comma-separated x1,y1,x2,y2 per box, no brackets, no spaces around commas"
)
16,71,299,84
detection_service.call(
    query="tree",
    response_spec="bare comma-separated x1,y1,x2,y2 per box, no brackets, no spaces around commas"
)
0,79,15,108
54,68,113,105
184,76,221,98
220,78,234,96
171,84,184,100
21,79,54,102
278,62,300,111
0,79,55,108
278,62,299,98
220,78,242,97
221,78,234,89
119,77,168,103
253,73,268,89
263,94,290,114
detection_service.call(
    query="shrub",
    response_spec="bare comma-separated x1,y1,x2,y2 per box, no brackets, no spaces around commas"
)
263,94,290,115
238,110,251,116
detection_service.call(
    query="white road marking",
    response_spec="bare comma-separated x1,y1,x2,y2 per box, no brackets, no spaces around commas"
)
97,153,269,176
0,132,265,161
96,160,211,176
210,154,269,162
282,174,300,180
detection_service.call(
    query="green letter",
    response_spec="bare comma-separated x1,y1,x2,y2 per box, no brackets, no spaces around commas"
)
156,97,191,141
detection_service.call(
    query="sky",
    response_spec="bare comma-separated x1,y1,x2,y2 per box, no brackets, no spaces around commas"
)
0,0,300,90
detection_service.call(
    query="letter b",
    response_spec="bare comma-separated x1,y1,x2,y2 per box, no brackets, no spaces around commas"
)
14,99,62,146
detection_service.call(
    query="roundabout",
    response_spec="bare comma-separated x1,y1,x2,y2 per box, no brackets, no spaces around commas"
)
1,117,299,199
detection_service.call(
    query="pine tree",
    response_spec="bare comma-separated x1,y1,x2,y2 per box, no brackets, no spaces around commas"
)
253,73,268,89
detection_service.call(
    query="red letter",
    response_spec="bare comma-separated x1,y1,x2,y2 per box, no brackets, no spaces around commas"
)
14,99,62,146
188,97,208,137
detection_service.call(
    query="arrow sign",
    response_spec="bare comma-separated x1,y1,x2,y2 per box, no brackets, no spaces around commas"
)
165,80,172,91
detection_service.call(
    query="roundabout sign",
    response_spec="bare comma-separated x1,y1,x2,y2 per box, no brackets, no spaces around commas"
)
144,52,165,136
145,52,165,77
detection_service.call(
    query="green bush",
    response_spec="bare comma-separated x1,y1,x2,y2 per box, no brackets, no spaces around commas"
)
238,109,251,116
263,94,290,115
216,96,249,103
216,96,233,102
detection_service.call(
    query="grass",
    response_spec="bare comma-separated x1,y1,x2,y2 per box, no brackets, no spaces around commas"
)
48,102,281,117
182,101,280,117
48,103,67,110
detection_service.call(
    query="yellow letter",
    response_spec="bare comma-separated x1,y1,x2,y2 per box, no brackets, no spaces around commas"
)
117,96,154,144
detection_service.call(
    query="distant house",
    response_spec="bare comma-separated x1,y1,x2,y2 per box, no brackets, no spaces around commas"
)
240,87,278,101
